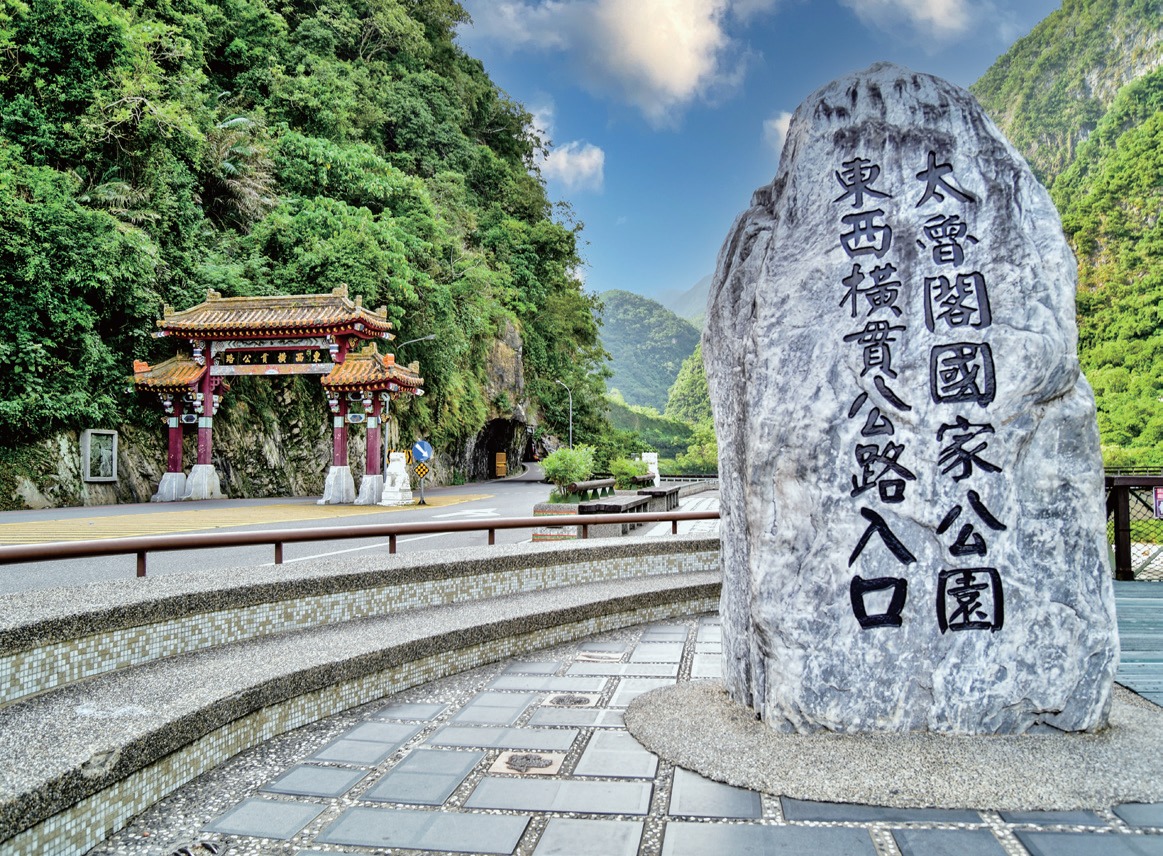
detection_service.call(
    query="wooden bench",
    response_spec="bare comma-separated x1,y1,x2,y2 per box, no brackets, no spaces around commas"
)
638,484,682,512
629,474,657,487
578,494,652,536
566,478,616,500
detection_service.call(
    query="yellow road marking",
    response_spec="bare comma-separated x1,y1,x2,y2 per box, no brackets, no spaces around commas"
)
0,494,493,544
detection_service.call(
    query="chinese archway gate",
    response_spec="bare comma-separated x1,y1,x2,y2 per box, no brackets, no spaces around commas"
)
133,287,424,504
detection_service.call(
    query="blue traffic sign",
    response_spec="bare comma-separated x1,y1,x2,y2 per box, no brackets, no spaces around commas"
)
412,440,434,463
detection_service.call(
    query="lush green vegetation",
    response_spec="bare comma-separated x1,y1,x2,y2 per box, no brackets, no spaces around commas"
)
1054,69,1163,465
973,0,1163,468
540,444,595,501
598,289,700,412
0,0,606,453
970,0,1162,184
607,394,693,461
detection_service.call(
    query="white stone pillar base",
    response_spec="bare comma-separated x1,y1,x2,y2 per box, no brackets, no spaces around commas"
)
151,472,187,503
319,466,356,505
378,483,413,506
355,474,384,505
182,465,224,501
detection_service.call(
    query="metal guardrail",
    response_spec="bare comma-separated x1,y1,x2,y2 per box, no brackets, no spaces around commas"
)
0,511,722,578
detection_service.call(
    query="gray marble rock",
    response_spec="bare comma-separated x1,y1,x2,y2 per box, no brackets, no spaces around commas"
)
704,62,1118,734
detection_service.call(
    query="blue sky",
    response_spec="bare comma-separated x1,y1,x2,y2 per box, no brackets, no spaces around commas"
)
455,0,1062,305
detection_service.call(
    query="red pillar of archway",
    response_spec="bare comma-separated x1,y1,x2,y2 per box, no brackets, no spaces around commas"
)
366,396,382,477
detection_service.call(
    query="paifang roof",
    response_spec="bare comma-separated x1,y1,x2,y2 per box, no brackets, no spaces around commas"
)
132,355,206,391
157,286,394,339
322,345,424,392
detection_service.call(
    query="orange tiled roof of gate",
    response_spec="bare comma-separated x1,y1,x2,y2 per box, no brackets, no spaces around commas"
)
323,345,424,390
132,355,205,390
157,286,393,337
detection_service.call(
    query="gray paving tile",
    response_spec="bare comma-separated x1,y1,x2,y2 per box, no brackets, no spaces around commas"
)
1015,830,1163,855
504,660,563,674
696,625,721,643
204,797,326,839
574,731,658,779
694,642,722,654
1115,803,1163,827
262,765,369,798
529,708,626,728
567,662,678,677
343,721,424,746
452,691,536,725
316,807,529,854
629,642,684,663
661,822,877,855
489,675,608,692
308,738,400,765
363,749,484,805
580,641,629,653
781,796,982,824
1000,809,1107,825
465,777,653,815
668,768,761,818
533,819,643,856
894,828,1007,856
610,678,676,707
372,702,448,721
428,725,579,751
690,653,721,679
640,625,688,642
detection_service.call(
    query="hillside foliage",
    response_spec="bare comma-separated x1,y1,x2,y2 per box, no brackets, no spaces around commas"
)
973,0,1163,467
970,0,1162,185
0,0,606,451
599,289,700,412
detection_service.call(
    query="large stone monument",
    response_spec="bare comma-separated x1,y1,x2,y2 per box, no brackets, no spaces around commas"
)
704,63,1119,734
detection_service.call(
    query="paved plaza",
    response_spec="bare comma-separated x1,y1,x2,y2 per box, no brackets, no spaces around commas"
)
87,589,1163,856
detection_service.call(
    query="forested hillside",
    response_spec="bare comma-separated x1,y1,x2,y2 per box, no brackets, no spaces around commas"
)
971,0,1161,184
0,0,606,469
973,0,1163,465
599,290,700,412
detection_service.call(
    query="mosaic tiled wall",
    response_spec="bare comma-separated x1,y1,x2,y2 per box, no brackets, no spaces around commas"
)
0,549,717,707
5,593,719,856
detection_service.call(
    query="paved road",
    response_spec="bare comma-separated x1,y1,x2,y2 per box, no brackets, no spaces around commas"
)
0,465,557,593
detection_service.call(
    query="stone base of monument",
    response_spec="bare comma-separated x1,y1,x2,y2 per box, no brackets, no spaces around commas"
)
625,681,1163,811
318,466,355,505
181,465,223,501
355,474,383,505
151,471,187,503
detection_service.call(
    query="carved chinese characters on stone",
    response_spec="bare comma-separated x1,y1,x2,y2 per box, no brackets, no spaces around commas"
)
704,62,1118,735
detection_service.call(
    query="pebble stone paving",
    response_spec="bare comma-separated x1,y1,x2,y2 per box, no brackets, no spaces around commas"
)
87,609,1163,856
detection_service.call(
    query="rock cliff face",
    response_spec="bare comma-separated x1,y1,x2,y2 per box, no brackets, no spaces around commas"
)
705,63,1119,734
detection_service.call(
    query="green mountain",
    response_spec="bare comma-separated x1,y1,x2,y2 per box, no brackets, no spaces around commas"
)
973,0,1163,464
0,0,608,500
971,0,1162,185
599,290,700,412
659,274,712,328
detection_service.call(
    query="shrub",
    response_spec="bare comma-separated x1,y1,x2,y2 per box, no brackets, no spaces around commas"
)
609,457,649,489
541,445,595,501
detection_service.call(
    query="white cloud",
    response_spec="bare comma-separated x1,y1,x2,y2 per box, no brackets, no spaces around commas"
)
540,140,606,192
763,110,793,156
839,0,973,41
462,0,780,126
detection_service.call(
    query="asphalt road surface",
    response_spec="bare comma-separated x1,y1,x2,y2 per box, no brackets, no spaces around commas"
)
0,464,562,594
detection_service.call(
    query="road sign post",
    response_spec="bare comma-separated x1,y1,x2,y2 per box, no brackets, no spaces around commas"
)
415,461,429,505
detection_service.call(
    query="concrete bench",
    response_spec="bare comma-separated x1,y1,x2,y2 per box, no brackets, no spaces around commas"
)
638,484,683,512
0,538,720,856
578,494,652,536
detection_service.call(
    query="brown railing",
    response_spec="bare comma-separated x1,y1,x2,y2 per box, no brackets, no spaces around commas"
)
1106,475,1163,581
0,511,721,578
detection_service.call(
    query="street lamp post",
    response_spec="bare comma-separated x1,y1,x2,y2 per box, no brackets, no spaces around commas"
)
554,380,573,449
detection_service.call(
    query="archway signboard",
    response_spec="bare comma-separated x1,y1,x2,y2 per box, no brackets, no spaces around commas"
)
133,286,424,504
